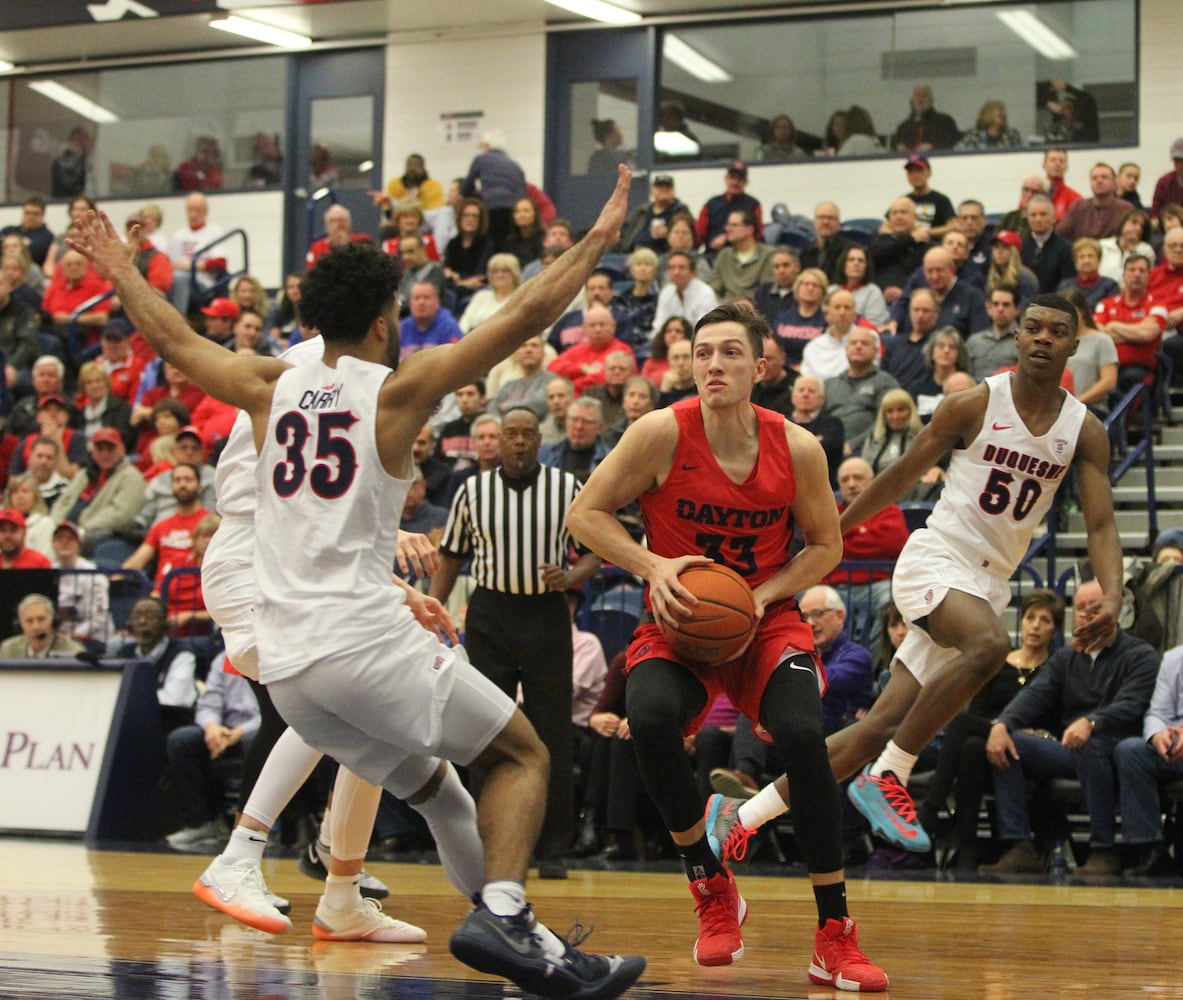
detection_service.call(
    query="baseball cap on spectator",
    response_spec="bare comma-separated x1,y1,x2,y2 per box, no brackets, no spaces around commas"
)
91,427,123,447
991,230,1023,249
726,161,748,179
0,508,27,529
53,520,84,542
653,174,675,187
39,392,68,409
905,154,931,170
201,298,240,320
101,318,132,339
1171,137,1183,160
176,425,205,445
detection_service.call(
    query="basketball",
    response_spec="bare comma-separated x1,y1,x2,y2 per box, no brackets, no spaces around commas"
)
657,562,757,665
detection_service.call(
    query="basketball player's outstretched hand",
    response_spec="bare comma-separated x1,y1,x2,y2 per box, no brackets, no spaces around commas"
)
589,164,633,244
66,210,139,279
648,552,713,630
405,590,460,646
396,530,440,578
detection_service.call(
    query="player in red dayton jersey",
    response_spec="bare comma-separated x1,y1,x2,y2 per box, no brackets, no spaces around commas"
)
568,302,887,992
706,293,1124,874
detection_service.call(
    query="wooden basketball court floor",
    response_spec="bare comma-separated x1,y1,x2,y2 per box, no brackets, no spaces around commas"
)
3,837,1181,999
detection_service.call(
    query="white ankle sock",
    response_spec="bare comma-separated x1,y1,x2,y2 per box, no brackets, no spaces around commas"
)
481,880,527,917
323,871,361,910
221,824,268,865
737,782,790,830
870,740,918,784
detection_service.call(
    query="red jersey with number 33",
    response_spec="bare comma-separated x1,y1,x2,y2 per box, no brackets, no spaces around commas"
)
641,399,797,593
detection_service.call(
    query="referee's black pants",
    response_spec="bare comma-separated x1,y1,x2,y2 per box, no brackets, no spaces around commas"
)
465,587,574,861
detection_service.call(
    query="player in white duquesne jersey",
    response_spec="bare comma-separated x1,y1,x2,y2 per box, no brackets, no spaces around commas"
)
704,294,1125,865
69,167,647,1000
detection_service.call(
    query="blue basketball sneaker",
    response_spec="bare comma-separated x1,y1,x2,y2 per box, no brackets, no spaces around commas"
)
847,766,931,853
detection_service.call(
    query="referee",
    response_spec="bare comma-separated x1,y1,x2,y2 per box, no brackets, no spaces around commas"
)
431,406,602,878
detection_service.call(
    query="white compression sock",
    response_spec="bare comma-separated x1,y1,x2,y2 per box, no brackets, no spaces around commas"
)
240,726,323,830
737,782,791,830
411,763,484,899
870,739,919,784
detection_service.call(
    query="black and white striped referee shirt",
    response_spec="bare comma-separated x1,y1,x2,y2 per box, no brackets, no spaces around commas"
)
439,465,584,595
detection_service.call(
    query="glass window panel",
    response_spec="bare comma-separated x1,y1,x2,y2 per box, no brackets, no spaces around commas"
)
309,95,374,192
6,56,285,202
655,0,1136,166
569,79,638,177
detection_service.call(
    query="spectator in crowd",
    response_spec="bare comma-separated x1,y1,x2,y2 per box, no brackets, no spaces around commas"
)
1097,210,1155,283
788,374,844,486
12,394,88,480
51,127,93,199
167,193,225,316
602,374,657,449
711,211,775,303
759,113,810,161
1095,252,1169,394
164,652,262,849
132,424,214,539
1150,226,1183,334
0,593,82,657
750,332,795,416
137,203,168,254
97,319,146,404
410,423,452,509
24,435,71,510
1058,163,1136,242
398,281,463,358
264,274,305,349
1115,162,1143,210
548,304,635,394
1150,137,1183,222
617,249,660,357
306,205,372,268
824,456,908,652
461,131,527,251
584,352,636,429
870,198,929,306
1021,194,1077,294
9,357,68,440
175,136,223,191
831,244,890,330
2,247,45,311
799,586,876,736
51,427,147,556
380,203,441,262
996,176,1047,239
1060,237,1120,310
860,388,925,479
640,316,690,388
901,155,956,239
834,105,882,157
443,412,503,503
50,519,113,650
822,110,849,155
132,362,206,442
492,336,552,419
522,220,575,281
777,268,829,369
549,271,627,355
957,199,992,287
122,463,210,593
650,253,717,338
434,406,601,877
965,284,1020,381
985,230,1038,308
397,234,446,312
443,198,494,313
823,326,897,453
913,327,968,418
4,473,53,558
42,248,112,340
460,253,521,336
541,376,574,446
505,197,545,269
917,589,1064,873
198,297,238,347
115,596,199,731
882,289,939,396
1043,147,1083,221
0,197,57,272
435,380,487,469
0,261,39,393
892,246,988,339
983,580,1158,876
113,213,174,308
621,174,689,254
658,213,713,286
754,248,800,330
1061,289,1118,415
75,361,133,449
801,289,860,381
656,338,697,407
245,132,282,189
697,161,763,256
798,202,850,284
954,101,1022,150
892,84,961,153
399,467,449,547
587,118,628,175
540,396,609,483
1114,644,1183,876
0,506,51,569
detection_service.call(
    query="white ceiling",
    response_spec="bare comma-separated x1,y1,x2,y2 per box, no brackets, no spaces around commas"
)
0,0,881,70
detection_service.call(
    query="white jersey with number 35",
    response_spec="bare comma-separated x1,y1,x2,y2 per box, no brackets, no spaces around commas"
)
253,356,410,682
923,372,1086,576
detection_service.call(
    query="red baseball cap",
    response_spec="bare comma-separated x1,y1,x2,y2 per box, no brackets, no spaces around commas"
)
726,160,748,179
53,520,84,541
992,229,1023,249
201,298,240,320
0,508,27,529
91,427,123,447
175,425,205,444
38,392,68,409
905,154,930,170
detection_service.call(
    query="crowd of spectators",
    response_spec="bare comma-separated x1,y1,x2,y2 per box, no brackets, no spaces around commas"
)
3,126,1183,875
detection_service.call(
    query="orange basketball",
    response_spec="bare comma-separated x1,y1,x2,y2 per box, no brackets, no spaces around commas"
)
657,562,757,665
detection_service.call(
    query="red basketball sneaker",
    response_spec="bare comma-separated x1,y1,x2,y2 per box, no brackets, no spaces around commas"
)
689,870,747,966
809,916,888,992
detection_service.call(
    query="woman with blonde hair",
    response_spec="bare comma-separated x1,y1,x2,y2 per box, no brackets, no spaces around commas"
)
621,247,659,358
956,100,1022,149
231,275,270,316
459,253,521,333
986,232,1038,306
76,361,132,448
860,388,945,500
4,473,54,557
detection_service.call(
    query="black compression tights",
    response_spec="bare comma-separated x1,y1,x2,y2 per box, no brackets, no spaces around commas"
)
626,656,844,873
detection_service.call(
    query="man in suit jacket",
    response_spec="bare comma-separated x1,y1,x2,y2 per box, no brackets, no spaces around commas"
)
1020,194,1076,293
